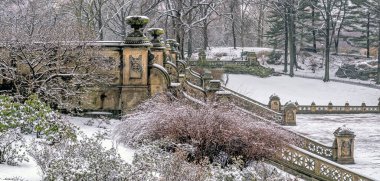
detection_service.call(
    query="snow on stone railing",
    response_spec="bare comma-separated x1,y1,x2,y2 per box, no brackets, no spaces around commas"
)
268,95,380,114
272,145,375,181
221,86,283,123
187,60,251,67
186,68,202,87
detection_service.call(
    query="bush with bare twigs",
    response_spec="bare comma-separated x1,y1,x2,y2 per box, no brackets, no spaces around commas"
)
115,94,299,166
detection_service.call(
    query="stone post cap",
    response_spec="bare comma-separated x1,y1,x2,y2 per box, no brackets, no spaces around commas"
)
311,101,316,106
345,102,349,106
284,101,297,109
361,102,366,107
208,80,222,91
328,102,333,106
334,126,355,137
269,94,280,101
148,28,165,48
203,70,213,79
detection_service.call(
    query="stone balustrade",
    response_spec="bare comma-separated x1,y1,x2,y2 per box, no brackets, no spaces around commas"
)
272,145,374,181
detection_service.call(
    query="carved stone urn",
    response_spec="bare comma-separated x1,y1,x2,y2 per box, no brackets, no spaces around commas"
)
125,16,150,45
148,28,165,48
166,39,177,52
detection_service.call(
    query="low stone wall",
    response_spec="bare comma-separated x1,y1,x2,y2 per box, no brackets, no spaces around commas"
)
297,105,380,114
188,60,251,67
271,145,374,181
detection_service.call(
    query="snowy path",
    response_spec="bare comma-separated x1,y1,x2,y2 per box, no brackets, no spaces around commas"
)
225,74,380,105
286,114,380,179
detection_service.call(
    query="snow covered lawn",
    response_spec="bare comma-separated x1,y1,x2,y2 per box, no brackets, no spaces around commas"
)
286,114,380,179
191,47,275,61
225,74,380,105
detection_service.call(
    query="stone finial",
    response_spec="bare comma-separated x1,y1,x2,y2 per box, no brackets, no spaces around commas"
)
166,39,177,52
311,101,316,106
125,16,151,45
345,102,349,107
283,101,297,126
268,94,281,112
148,28,165,48
328,101,333,112
333,126,355,164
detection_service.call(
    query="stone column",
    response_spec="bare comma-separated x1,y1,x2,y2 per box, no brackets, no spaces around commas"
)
283,102,297,126
166,39,178,64
361,102,367,112
246,51,258,66
206,80,222,101
345,102,350,112
333,126,355,164
198,49,207,64
311,101,316,112
148,28,165,66
268,94,281,112
328,102,333,112
202,70,213,90
121,16,152,112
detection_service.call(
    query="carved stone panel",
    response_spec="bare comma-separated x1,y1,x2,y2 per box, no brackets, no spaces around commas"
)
130,55,143,79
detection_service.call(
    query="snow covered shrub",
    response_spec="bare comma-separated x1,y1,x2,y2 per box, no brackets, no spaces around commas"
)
28,133,130,180
115,95,299,166
0,128,29,166
130,140,209,181
0,95,77,142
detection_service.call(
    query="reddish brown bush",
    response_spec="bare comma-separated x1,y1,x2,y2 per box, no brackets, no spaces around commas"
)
115,94,299,165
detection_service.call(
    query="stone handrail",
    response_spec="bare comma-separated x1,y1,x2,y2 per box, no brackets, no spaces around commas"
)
297,105,380,114
188,60,251,67
271,145,375,181
183,80,206,102
221,86,283,123
296,133,334,160
186,68,202,87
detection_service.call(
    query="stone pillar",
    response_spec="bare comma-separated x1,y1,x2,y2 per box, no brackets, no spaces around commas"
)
311,101,316,112
283,102,297,126
328,102,333,112
206,80,222,101
166,39,178,64
345,102,350,112
165,43,172,63
148,28,165,66
246,51,258,66
333,126,355,164
121,16,152,112
361,102,367,112
202,69,213,90
198,49,207,64
268,94,281,112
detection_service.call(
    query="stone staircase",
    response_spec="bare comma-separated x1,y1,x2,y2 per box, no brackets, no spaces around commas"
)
182,69,375,181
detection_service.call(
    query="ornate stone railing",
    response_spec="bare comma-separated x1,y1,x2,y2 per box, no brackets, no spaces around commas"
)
297,105,380,114
296,133,334,160
183,80,206,102
185,68,202,87
188,60,251,67
221,86,283,123
272,145,375,181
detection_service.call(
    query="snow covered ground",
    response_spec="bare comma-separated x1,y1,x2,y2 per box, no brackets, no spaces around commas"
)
286,114,380,179
225,74,380,105
0,116,135,181
191,47,275,61
193,47,379,86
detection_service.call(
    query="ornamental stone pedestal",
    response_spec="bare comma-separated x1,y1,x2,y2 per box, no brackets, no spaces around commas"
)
166,39,178,64
283,102,297,126
198,49,206,64
268,94,281,112
121,16,152,112
148,28,165,67
333,126,355,164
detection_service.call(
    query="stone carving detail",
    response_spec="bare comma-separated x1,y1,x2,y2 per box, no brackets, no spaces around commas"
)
341,140,352,157
281,148,315,171
307,142,333,158
130,55,142,79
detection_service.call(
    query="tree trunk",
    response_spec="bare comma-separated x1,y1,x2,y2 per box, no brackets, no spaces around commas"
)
324,2,331,82
377,10,380,84
284,6,288,73
188,28,193,58
203,21,209,50
289,3,296,77
367,12,370,58
312,5,317,52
